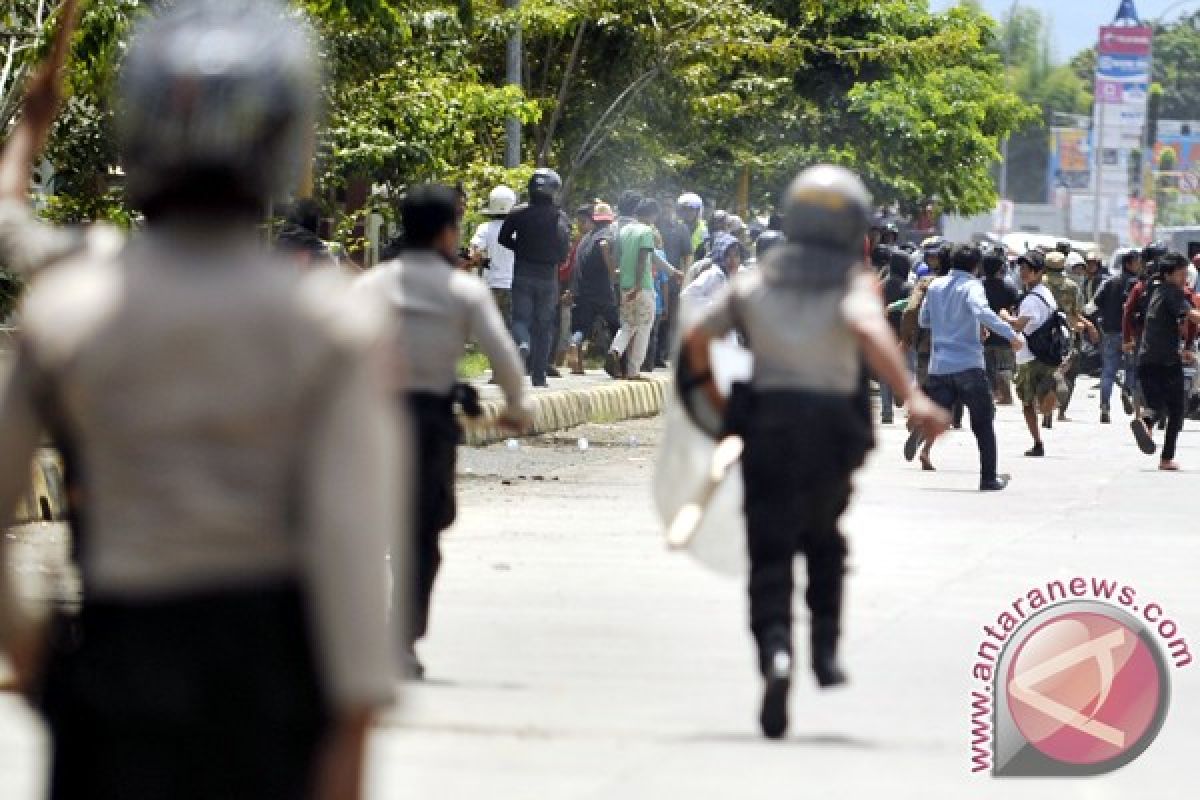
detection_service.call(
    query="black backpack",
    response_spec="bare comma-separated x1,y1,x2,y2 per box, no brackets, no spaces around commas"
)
1022,290,1071,367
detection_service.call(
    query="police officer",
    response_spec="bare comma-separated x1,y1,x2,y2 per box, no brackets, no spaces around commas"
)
1043,251,1097,424
499,169,571,387
680,166,949,739
0,3,401,797
357,185,533,680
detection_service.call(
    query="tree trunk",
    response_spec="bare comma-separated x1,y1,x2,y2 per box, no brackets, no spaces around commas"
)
537,19,587,168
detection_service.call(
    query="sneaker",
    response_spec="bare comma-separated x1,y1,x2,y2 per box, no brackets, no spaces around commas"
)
1024,442,1044,458
603,350,621,379
1100,410,1111,424
1159,460,1181,472
903,429,923,462
1130,419,1157,455
759,649,792,740
980,476,1010,491
1121,389,1134,416
546,366,562,378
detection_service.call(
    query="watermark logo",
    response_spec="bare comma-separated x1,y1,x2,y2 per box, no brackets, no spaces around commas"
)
969,579,1191,777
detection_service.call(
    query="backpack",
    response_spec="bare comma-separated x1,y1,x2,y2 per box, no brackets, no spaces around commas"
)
1022,289,1071,367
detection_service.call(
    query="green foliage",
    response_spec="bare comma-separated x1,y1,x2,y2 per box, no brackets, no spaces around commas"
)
1150,12,1200,120
25,0,1029,237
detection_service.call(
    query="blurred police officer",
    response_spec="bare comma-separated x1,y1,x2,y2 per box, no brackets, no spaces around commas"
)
0,3,401,798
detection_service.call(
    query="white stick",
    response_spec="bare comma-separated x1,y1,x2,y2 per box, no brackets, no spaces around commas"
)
666,435,743,551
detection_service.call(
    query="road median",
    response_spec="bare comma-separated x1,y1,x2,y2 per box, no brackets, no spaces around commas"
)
462,373,669,446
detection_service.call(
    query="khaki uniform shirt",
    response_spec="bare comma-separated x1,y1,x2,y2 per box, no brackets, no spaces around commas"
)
0,205,403,710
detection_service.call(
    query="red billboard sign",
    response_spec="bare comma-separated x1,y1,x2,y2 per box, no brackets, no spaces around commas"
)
1098,26,1153,56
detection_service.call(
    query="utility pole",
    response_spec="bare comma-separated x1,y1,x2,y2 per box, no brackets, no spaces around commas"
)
505,0,522,169
999,0,1019,201
1094,101,1106,244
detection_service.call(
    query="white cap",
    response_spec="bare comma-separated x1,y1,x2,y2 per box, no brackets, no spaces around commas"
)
486,186,517,216
677,192,703,210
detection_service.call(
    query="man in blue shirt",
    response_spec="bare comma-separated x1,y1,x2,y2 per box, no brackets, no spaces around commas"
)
906,244,1022,490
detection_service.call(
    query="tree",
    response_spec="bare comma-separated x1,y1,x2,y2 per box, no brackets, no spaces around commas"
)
12,0,1030,245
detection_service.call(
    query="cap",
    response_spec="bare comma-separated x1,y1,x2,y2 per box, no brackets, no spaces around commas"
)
592,202,615,222
1086,250,1104,263
1017,250,1046,270
1046,252,1066,271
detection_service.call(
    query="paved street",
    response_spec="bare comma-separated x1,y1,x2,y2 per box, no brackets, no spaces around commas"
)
3,391,1200,797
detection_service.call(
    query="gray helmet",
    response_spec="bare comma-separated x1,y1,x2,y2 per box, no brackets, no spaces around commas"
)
528,168,562,201
782,165,872,256
117,0,319,209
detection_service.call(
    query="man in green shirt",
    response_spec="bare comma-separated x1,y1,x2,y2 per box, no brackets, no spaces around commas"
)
605,198,660,379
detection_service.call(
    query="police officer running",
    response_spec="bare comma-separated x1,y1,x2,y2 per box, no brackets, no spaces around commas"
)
357,185,533,679
681,166,949,739
0,3,401,797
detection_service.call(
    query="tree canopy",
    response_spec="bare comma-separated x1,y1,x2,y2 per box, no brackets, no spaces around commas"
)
8,0,1030,237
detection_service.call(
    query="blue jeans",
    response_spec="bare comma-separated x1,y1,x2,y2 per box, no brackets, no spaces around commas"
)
1100,332,1134,409
511,274,558,385
926,368,997,482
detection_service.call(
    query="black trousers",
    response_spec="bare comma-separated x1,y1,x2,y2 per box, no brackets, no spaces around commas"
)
1139,363,1185,461
39,583,329,800
926,368,998,482
729,388,868,666
407,393,461,644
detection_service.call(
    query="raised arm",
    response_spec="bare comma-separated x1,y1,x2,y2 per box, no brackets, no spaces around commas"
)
0,0,86,276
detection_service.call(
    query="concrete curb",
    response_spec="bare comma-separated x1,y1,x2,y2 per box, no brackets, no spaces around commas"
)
461,376,670,446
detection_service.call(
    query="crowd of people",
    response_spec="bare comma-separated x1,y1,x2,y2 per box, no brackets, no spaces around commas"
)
466,175,780,386
888,235,1200,479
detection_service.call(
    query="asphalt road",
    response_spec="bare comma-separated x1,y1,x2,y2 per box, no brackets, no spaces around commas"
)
3,393,1200,798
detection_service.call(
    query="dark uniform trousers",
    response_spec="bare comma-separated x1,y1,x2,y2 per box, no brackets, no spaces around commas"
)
406,392,462,644
728,386,871,672
40,583,329,800
1138,363,1186,462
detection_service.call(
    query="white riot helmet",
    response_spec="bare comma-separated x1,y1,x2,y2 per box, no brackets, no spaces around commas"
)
485,186,517,217
117,0,320,210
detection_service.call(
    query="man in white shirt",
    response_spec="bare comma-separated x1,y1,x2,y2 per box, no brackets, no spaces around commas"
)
1004,251,1059,457
681,233,744,313
469,185,517,329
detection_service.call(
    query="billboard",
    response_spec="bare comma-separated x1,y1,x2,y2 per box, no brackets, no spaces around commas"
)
1091,18,1152,240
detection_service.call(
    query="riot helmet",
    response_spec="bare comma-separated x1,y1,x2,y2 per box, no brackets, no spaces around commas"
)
782,166,872,250
528,169,562,203
118,0,319,214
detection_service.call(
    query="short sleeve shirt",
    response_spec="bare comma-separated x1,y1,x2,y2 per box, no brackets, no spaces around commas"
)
617,222,657,291
1139,283,1192,366
470,220,515,290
